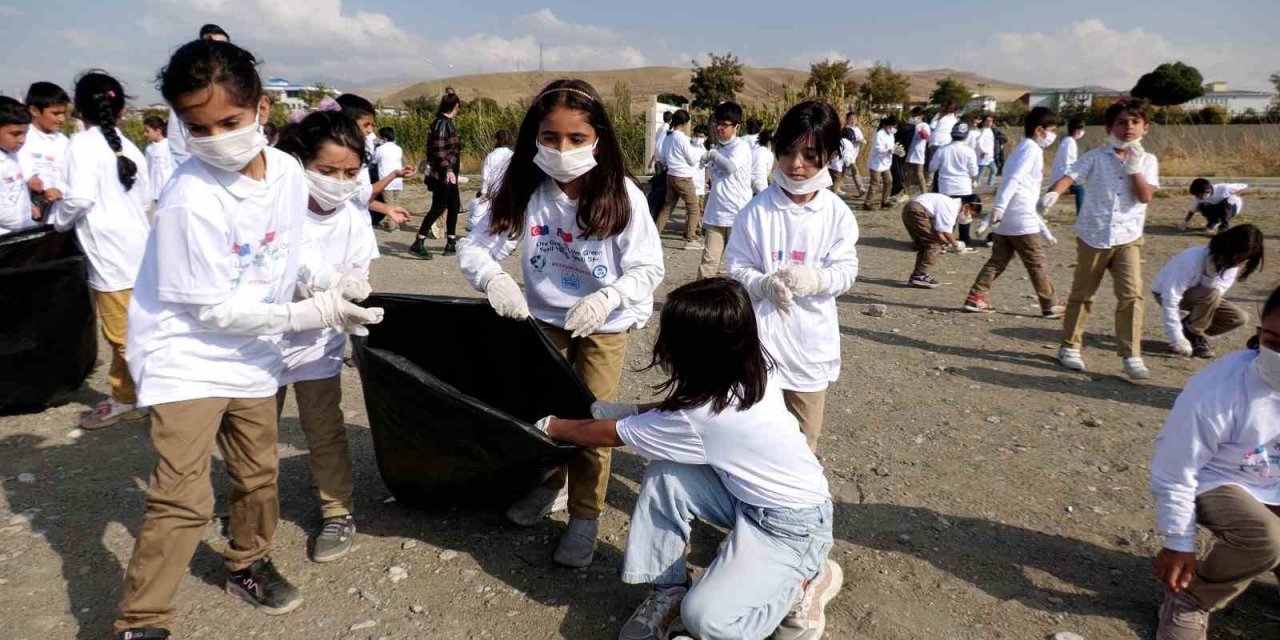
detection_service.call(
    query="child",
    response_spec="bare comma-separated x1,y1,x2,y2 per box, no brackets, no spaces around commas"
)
46,71,153,430
335,94,412,235
19,81,71,215
1149,283,1280,640
276,111,381,563
692,123,710,221
0,97,36,235
905,106,931,195
840,111,865,196
1181,179,1249,233
165,24,234,167
1049,118,1086,215
649,109,673,173
143,115,175,204
750,129,773,195
467,129,514,231
963,106,1065,318
862,115,899,211
927,102,959,170
928,123,979,244
373,126,404,207
827,128,857,194
457,79,664,568
725,100,859,451
1151,224,1262,360
1041,98,1159,380
114,40,382,640
411,91,464,258
903,193,980,289
654,109,707,250
975,115,997,185
698,102,753,280
742,117,763,148
537,277,840,640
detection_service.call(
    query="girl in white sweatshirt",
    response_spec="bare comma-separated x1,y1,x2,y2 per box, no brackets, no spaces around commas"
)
458,79,664,568
467,129,514,231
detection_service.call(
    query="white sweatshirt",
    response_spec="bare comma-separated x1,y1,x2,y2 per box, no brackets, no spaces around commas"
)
701,136,754,228
991,139,1048,237
145,140,175,203
867,129,895,172
458,178,665,333
664,130,702,179
724,184,859,392
929,143,978,197
1049,135,1078,183
1150,246,1240,345
1190,183,1247,214
928,114,957,148
1150,350,1280,552
478,147,514,197
0,149,35,235
751,145,773,194
18,125,69,192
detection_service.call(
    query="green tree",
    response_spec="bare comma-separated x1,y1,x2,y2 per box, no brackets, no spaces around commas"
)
995,100,1029,126
1130,62,1205,106
299,83,332,108
856,62,910,113
689,52,745,110
1196,105,1228,124
656,92,689,107
804,59,859,107
929,77,972,111
403,96,435,118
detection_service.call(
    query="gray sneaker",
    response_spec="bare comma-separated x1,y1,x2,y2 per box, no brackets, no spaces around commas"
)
1156,591,1209,640
553,518,598,567
312,515,355,563
505,485,569,527
772,559,844,640
618,585,686,640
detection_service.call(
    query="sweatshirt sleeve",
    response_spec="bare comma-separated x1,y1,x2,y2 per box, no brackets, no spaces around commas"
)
706,147,737,174
47,141,94,232
457,214,518,291
928,149,942,173
608,189,666,307
1153,255,1199,345
725,211,769,299
819,207,859,296
1150,384,1231,552
992,147,1033,214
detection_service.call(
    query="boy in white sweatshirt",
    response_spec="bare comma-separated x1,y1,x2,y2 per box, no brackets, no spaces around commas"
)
1181,179,1249,233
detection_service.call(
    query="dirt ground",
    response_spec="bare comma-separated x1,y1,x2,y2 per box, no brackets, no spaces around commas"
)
2,179,1279,640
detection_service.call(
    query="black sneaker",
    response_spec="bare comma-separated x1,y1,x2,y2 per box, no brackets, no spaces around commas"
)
226,557,303,616
442,238,457,256
116,630,170,640
312,515,355,563
1189,333,1214,359
908,273,939,289
408,239,433,260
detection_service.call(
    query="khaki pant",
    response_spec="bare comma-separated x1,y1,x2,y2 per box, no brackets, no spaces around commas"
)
655,175,702,242
968,233,1057,310
1185,484,1280,611
828,168,845,193
698,225,732,279
383,189,401,206
864,170,892,208
846,166,863,195
1154,287,1249,338
538,323,629,519
1061,237,1145,357
906,162,927,195
116,396,280,632
95,288,137,404
782,388,827,452
277,375,353,519
901,202,943,277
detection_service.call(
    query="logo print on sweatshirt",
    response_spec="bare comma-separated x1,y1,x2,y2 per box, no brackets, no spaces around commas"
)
529,254,547,271
790,250,807,262
556,228,574,243
771,250,784,261
531,224,551,237
592,265,608,279
231,243,251,257
561,272,581,291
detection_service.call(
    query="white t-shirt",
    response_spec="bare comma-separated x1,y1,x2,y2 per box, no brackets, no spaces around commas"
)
0,150,35,235
928,114,957,148
975,128,995,162
145,140,175,203
374,141,405,191
479,147,514,197
702,137,754,228
166,109,191,166
127,146,308,406
664,130,702,179
828,138,857,173
691,138,709,196
991,139,1046,237
1150,245,1240,345
18,125,69,192
1191,183,1247,214
741,133,759,149
1049,135,1079,184
928,143,978,196
617,380,831,509
48,128,152,292
912,193,961,233
458,179,665,333
281,199,379,385
907,122,931,164
652,125,668,161
1067,146,1160,249
866,129,895,173
751,145,773,194
725,184,859,392
1151,350,1280,552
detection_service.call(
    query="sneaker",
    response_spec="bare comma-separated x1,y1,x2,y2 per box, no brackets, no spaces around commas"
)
407,240,433,260
225,557,303,616
962,295,991,313
1042,304,1066,320
505,485,569,527
1122,356,1150,380
683,241,703,251
80,399,147,430
312,515,355,563
1058,347,1086,371
1188,333,1214,359
116,630,170,640
908,273,939,289
957,246,978,254
553,517,598,568
442,238,457,256
773,559,845,640
879,203,894,210
1156,591,1209,640
617,585,686,640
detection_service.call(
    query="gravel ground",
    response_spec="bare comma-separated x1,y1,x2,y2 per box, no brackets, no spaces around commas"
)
2,181,1278,640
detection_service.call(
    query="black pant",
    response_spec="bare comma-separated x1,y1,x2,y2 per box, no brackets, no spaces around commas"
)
646,169,668,220
890,156,905,197
958,223,972,245
1199,201,1237,229
419,179,461,238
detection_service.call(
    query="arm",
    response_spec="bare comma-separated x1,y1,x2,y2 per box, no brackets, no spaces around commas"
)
991,149,1032,216
46,143,93,232
368,166,413,201
724,214,769,299
928,149,942,173
457,216,519,291
546,418,624,448
1129,172,1156,204
608,195,666,307
705,147,737,174
1125,149,1157,204
813,210,860,296
1154,260,1197,348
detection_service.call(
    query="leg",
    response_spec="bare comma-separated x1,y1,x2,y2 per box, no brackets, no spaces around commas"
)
957,222,972,246
1010,234,1057,310
1184,485,1280,611
698,225,730,280
863,171,881,208
444,182,462,238
654,177,683,235
1207,299,1248,337
828,169,843,193
417,180,447,236
902,204,939,276
968,234,1016,298
882,169,895,206
1061,240,1113,350
292,376,353,519
621,461,738,587
95,289,137,404
782,388,827,452
848,166,863,195
215,396,281,571
676,179,703,243
116,398,228,632
1180,286,1225,337
383,190,399,207
1108,239,1145,358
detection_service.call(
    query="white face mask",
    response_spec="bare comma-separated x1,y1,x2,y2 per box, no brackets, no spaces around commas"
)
772,167,832,195
886,127,898,135
693,136,707,147
1255,345,1280,390
1074,130,1085,140
187,114,267,172
1036,131,1058,148
1106,134,1142,149
305,170,362,211
534,141,598,183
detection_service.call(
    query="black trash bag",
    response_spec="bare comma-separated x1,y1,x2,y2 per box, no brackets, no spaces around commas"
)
0,225,97,411
352,293,589,509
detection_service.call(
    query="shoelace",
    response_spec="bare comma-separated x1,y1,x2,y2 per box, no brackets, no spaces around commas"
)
633,589,681,628
320,518,351,540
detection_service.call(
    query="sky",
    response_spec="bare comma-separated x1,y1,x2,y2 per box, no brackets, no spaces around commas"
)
0,0,1276,104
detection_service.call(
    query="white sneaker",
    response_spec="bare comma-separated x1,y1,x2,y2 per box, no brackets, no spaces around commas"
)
79,399,147,430
1123,356,1150,380
1058,347,1086,371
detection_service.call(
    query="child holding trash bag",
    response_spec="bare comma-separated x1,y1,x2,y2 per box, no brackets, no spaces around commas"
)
457,79,664,568
534,277,840,640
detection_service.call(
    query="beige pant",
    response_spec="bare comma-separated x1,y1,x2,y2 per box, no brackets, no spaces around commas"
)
864,170,892,208
906,162,928,195
1154,287,1249,338
655,175,703,242
383,189,401,207
1061,237,1145,357
95,288,137,404
1186,484,1280,611
828,168,845,193
277,375,353,519
698,225,732,279
538,324,629,519
116,396,280,632
968,233,1057,310
782,388,827,452
901,202,943,277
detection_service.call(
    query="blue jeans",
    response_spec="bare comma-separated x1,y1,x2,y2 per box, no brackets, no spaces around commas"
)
978,161,997,185
1069,184,1085,216
621,461,834,640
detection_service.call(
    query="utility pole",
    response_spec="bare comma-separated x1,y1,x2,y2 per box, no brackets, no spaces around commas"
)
539,42,544,73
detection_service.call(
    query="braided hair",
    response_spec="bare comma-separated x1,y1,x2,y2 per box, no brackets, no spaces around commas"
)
73,71,136,190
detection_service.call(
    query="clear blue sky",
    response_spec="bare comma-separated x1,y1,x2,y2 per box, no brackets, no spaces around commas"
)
1,0,1275,103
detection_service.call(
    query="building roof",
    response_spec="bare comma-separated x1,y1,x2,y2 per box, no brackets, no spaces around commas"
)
1191,90,1273,98
1025,85,1125,95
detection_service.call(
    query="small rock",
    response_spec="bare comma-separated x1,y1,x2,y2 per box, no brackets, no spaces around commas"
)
387,566,408,584
401,540,417,550
349,620,377,632
1116,537,1132,547
16,473,35,484
358,590,383,606
896,534,911,546
1049,633,1085,640
8,514,30,526
1082,417,1103,428
985,416,1002,425
863,304,888,318
1065,506,1075,514
67,429,84,440
1046,596,1065,606
382,496,397,503
410,604,425,614
438,550,459,561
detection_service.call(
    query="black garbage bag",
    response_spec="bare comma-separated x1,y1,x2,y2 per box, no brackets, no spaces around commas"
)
352,294,589,508
0,225,97,411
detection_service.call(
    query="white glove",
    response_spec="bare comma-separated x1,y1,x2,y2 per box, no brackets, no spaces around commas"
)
950,240,966,252
334,269,372,302
289,288,384,336
533,415,553,435
782,265,829,298
1122,141,1146,175
484,272,530,320
893,143,906,157
762,272,794,313
564,287,622,338
1037,192,1060,215
975,210,1003,237
1170,339,1193,357
1040,227,1059,246
591,400,639,420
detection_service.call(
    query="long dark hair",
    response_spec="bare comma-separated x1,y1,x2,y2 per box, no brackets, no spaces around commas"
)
74,71,136,190
773,100,841,166
1209,223,1264,281
487,79,634,240
158,39,262,110
650,277,772,414
275,111,365,166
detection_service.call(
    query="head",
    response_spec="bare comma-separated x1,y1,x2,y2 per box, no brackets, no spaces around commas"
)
335,93,376,136
143,115,167,142
0,97,30,153
1068,117,1086,139
943,101,957,115
661,111,673,125
493,128,512,148
744,117,763,135
773,100,841,183
1208,223,1264,280
1023,106,1061,140
276,111,366,213
650,277,772,414
960,194,983,218
880,115,899,132
691,124,709,143
981,114,995,129
74,71,137,191
712,101,743,144
25,82,70,133
488,79,632,240
1252,285,1280,352
1104,97,1150,143
756,128,772,149
437,92,461,118
159,39,266,139
378,126,395,143
198,24,230,42
950,122,969,141
669,109,691,133
1189,178,1213,200
910,106,924,123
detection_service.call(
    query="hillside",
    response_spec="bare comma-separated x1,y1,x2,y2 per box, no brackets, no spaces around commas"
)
373,65,1029,109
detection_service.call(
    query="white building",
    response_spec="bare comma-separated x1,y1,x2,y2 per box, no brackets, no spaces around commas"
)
1182,82,1273,115
964,94,997,114
1019,86,1125,111
264,77,340,110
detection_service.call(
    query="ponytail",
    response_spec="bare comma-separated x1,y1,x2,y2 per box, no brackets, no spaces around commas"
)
73,71,136,190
